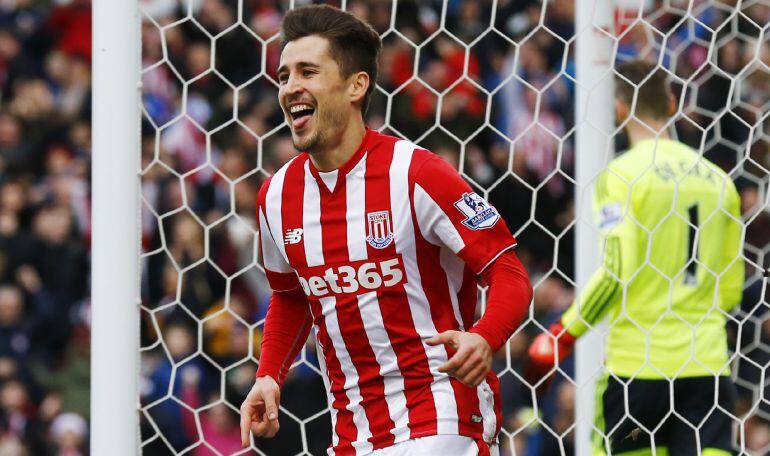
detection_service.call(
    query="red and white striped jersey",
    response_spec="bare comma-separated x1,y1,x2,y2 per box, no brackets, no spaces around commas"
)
257,129,517,455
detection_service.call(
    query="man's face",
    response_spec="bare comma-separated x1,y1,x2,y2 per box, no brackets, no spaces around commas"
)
277,35,350,153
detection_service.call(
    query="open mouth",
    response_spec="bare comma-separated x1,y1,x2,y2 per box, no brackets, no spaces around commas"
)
289,103,315,129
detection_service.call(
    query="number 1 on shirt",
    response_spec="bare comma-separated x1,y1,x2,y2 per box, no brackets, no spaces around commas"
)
685,203,699,286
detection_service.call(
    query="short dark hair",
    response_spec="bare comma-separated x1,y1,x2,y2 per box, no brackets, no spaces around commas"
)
615,60,671,120
281,5,382,116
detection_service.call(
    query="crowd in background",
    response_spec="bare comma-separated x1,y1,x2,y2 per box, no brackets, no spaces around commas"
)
0,0,768,454
0,0,91,454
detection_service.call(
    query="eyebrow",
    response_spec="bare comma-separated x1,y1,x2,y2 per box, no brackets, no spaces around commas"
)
277,61,322,75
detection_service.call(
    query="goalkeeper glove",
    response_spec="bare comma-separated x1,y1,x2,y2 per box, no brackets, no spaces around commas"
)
525,321,576,390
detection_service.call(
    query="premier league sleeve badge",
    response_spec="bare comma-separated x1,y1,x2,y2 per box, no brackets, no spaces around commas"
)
453,192,500,230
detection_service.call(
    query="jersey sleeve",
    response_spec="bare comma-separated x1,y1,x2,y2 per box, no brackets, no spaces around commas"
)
412,155,517,274
257,180,300,292
470,250,533,352
256,286,312,385
718,179,744,311
561,165,641,338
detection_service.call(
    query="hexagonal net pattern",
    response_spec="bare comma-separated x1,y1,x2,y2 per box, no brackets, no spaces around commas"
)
137,0,770,454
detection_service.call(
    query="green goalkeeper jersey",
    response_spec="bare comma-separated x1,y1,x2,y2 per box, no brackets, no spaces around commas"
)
561,138,744,379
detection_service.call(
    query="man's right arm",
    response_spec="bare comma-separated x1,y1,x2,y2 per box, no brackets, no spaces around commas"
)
240,286,312,446
256,287,313,385
560,167,638,338
527,232,628,380
254,183,313,383
241,182,312,446
528,166,638,379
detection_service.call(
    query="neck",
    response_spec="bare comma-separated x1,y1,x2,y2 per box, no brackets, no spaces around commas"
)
624,117,670,145
308,117,366,172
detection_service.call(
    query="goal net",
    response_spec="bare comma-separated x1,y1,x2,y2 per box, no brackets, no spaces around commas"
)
136,0,770,454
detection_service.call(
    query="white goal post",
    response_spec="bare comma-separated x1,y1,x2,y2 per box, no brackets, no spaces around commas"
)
91,0,142,455
574,0,614,454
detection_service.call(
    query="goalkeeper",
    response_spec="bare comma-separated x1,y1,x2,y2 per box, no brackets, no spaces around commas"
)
527,60,744,455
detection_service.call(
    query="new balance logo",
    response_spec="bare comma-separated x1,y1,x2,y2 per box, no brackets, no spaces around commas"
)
284,228,303,245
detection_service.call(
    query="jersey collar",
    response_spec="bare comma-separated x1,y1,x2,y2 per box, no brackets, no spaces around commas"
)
306,127,373,194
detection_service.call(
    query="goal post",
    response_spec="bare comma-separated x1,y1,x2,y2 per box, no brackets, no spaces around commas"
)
91,0,142,454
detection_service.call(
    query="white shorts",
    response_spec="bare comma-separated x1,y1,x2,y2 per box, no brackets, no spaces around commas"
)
369,435,500,456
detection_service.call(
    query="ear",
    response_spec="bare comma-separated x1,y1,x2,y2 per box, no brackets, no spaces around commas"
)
615,98,630,123
349,71,370,106
666,92,677,117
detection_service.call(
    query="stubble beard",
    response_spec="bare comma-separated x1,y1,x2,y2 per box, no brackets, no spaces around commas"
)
293,128,323,153
293,106,347,155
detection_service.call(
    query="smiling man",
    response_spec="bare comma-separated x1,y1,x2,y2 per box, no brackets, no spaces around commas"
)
239,5,533,456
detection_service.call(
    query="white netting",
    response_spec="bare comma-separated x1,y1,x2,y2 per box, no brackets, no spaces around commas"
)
138,0,770,454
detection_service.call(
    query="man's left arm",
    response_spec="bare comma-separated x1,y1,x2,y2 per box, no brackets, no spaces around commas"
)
470,250,533,352
427,250,533,386
412,154,533,387
718,178,744,312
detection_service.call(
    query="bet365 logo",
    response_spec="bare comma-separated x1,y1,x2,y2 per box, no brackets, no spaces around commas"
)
296,256,407,299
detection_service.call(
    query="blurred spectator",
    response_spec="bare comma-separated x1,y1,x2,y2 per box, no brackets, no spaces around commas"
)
48,0,91,60
181,391,242,456
0,286,28,359
0,111,41,177
49,412,88,456
30,323,90,420
0,379,44,454
143,322,216,451
510,88,570,197
746,416,770,454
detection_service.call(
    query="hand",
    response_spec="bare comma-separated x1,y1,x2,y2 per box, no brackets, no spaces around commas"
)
239,375,281,446
426,330,492,388
525,322,576,390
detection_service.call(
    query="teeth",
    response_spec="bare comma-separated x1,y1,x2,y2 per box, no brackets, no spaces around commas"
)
290,104,313,113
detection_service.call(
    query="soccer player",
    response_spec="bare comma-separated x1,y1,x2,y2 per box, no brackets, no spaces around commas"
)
239,5,533,456
527,60,744,455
